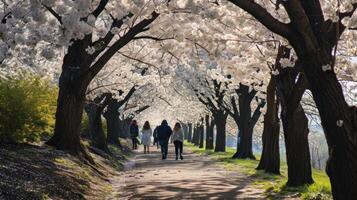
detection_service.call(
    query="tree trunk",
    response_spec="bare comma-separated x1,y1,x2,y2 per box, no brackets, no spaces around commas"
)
275,53,313,186
298,53,357,198
233,124,255,159
193,125,200,146
47,86,85,154
84,97,111,153
199,123,204,148
119,117,132,138
188,123,193,142
104,105,121,146
257,76,280,174
281,104,313,186
91,113,109,153
105,113,121,146
191,126,195,144
46,39,96,163
232,87,255,159
205,116,214,150
181,123,188,140
214,112,228,152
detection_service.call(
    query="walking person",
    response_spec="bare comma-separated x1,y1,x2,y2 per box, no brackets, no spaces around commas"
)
141,121,152,154
172,122,184,160
157,120,172,160
153,126,159,149
130,120,139,150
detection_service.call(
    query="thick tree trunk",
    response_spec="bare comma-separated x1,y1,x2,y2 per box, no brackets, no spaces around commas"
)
46,39,96,163
47,87,85,154
91,113,109,153
84,98,110,153
233,124,255,159
275,50,313,186
103,98,123,147
257,76,280,174
214,112,228,152
188,123,193,142
105,114,120,145
281,104,313,186
232,88,255,158
299,53,357,198
231,84,264,159
199,123,204,148
104,109,121,146
205,115,214,150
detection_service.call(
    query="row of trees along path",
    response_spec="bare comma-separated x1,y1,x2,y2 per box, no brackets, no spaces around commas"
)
2,1,357,199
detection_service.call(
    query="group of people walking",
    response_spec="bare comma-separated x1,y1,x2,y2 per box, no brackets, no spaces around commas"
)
129,120,184,160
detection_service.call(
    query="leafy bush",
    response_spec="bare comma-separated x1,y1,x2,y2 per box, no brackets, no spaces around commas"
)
0,74,58,143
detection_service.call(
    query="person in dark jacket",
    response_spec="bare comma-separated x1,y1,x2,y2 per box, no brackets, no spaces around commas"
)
153,126,159,149
130,120,139,150
157,120,172,159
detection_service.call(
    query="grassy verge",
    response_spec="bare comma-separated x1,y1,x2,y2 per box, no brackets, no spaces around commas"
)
186,141,332,200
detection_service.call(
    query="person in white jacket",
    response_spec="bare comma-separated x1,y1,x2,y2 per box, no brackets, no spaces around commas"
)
172,122,184,160
141,121,152,154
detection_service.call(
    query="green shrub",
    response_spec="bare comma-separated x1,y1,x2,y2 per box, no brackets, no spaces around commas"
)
0,74,58,143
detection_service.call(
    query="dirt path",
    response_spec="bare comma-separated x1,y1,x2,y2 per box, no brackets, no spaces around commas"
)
109,144,269,200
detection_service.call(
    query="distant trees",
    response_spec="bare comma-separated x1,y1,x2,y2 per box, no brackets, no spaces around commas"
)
224,83,265,159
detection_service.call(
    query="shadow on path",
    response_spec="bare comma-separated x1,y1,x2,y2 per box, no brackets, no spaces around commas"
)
112,144,266,200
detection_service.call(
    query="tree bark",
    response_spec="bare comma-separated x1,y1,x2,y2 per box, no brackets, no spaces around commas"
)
46,40,93,155
188,123,193,142
103,101,121,146
229,84,265,159
119,117,133,138
182,123,189,140
256,76,280,174
233,124,255,159
299,52,357,197
192,125,196,144
205,115,214,150
84,94,111,153
47,86,86,154
275,52,313,186
199,122,204,149
214,111,228,152
281,104,313,186
195,125,200,146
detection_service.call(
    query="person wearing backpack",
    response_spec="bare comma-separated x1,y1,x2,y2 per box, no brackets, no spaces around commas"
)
156,120,172,160
130,120,139,150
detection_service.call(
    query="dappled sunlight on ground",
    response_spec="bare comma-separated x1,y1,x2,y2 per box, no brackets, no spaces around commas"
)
113,144,266,200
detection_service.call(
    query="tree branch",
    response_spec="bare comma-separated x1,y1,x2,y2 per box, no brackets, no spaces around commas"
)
133,36,174,41
92,0,109,17
88,12,159,80
42,3,62,24
228,0,293,39
249,100,266,126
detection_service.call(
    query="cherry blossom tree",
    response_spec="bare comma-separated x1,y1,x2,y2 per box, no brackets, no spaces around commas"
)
224,0,357,197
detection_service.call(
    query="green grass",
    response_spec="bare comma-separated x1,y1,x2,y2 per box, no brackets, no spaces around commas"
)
185,141,332,200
